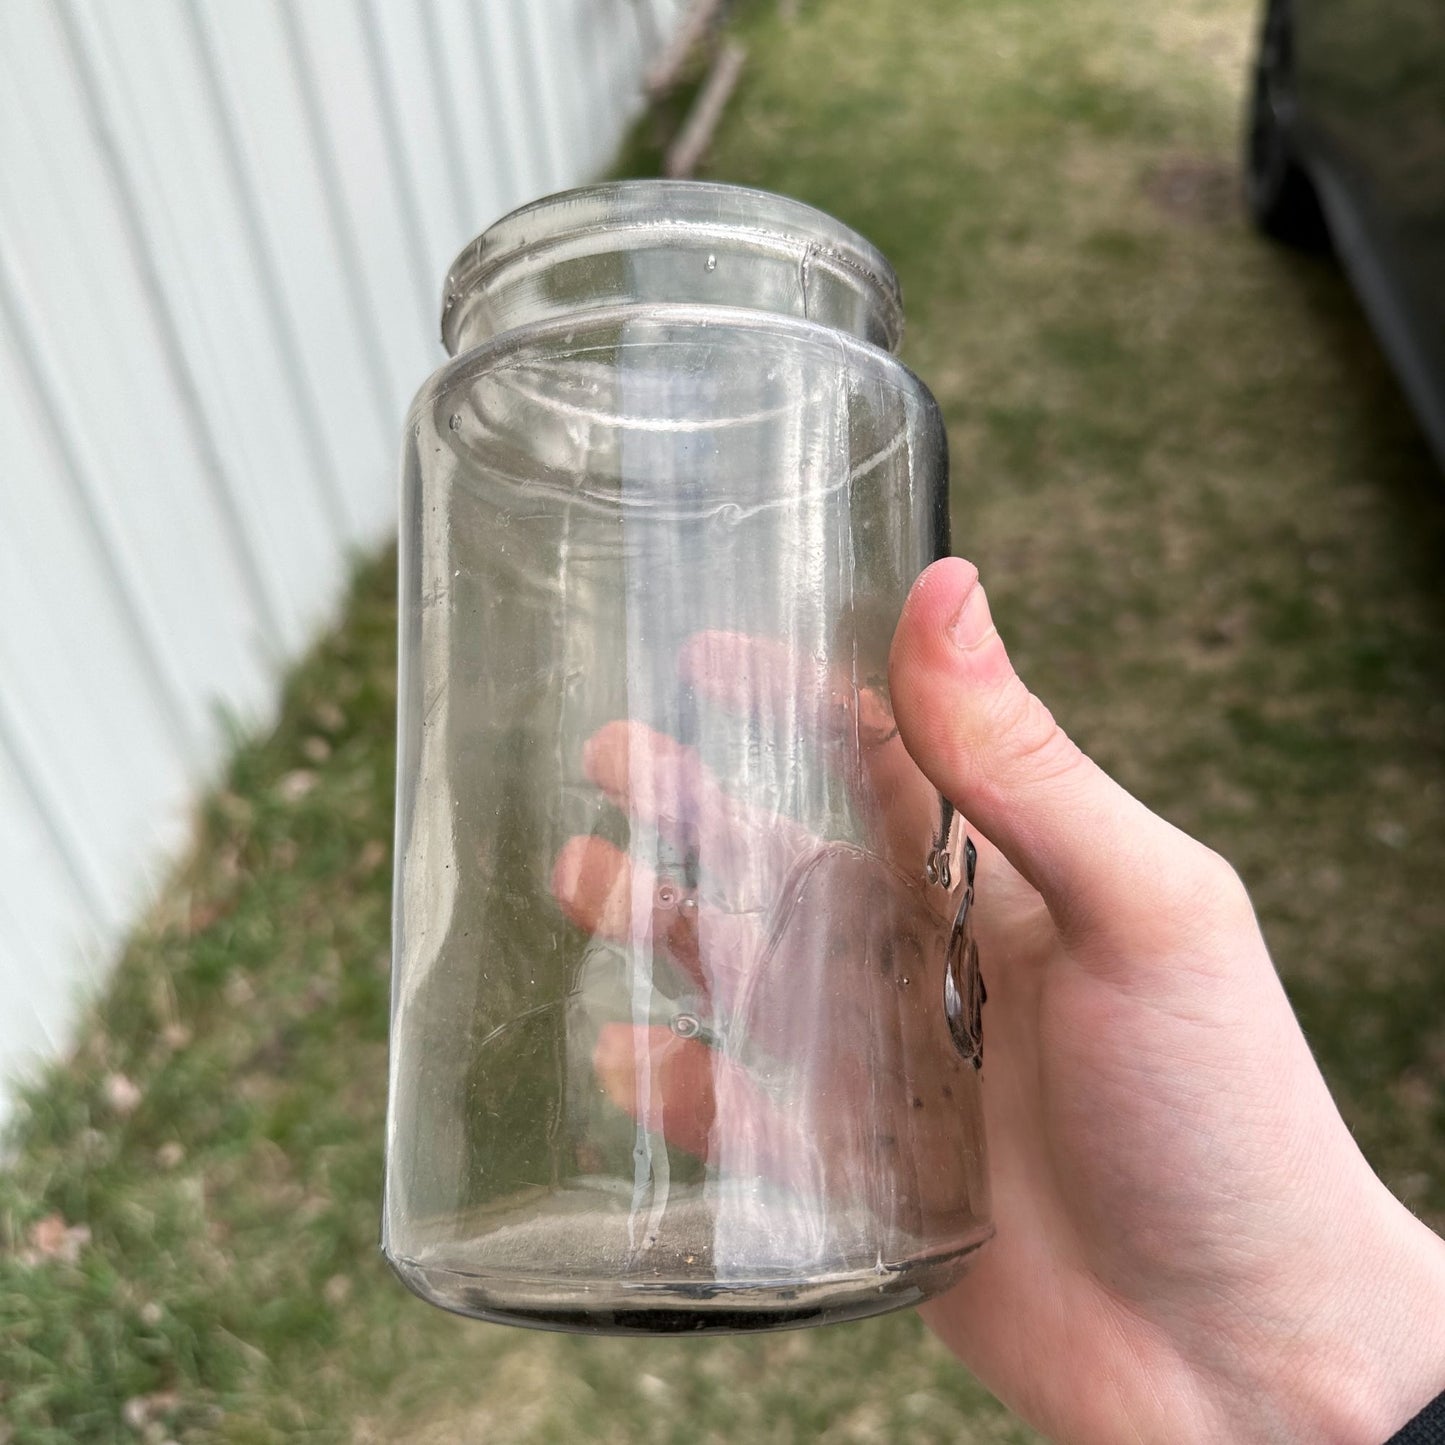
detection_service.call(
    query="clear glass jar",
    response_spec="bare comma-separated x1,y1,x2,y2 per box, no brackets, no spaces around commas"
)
384,181,991,1334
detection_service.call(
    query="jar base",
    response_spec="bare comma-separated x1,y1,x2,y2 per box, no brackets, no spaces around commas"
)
383,1226,994,1336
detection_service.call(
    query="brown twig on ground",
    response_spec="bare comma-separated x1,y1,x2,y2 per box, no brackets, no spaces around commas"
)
664,40,747,178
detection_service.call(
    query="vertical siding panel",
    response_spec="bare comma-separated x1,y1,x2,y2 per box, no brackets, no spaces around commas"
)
0,320,192,938
257,0,400,494
416,0,481,240
432,0,515,233
180,0,355,547
0,0,271,728
0,0,685,1107
354,0,445,318
0,691,110,936
284,0,438,402
49,0,291,654
50,0,293,656
555,0,598,178
0,752,106,1081
513,0,572,193
471,0,551,209
597,0,650,173
603,0,646,152
65,0,346,651
0,238,201,768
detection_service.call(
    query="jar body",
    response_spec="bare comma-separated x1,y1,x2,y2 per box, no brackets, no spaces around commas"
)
385,185,990,1334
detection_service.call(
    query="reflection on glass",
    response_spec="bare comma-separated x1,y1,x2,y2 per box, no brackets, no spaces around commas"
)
384,182,992,1334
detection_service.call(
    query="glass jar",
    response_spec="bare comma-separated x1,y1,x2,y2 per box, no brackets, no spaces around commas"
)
384,181,991,1334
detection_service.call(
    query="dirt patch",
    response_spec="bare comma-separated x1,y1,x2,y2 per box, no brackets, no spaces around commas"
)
1143,156,1239,224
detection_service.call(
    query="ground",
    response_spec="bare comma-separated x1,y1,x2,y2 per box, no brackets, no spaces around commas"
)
3,0,1444,1441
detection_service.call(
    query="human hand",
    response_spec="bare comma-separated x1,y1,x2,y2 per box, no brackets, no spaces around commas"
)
888,558,1445,1443
550,631,990,1251
551,555,1445,1442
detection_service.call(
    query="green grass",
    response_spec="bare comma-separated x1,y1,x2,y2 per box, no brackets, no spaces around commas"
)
5,0,1445,1440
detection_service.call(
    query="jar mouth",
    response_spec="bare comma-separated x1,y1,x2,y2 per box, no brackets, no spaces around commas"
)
442,180,905,357
418,301,941,534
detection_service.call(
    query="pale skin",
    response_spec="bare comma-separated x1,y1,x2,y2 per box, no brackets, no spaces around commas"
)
554,556,1445,1444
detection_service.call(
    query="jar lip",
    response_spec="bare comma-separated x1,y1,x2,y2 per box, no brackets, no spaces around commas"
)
413,302,940,524
414,301,935,435
441,180,904,355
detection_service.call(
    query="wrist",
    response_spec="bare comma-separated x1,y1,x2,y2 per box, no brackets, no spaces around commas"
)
1202,1190,1445,1444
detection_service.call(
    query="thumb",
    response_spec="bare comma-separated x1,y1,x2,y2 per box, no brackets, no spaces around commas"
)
889,558,1231,946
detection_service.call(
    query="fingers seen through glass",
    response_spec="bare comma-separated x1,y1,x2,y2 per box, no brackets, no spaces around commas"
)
582,718,817,910
551,834,764,1008
677,629,938,865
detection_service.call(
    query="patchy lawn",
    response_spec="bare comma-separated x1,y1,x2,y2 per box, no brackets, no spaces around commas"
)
4,0,1443,1441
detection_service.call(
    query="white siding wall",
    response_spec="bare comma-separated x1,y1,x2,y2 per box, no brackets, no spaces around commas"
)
0,0,684,1105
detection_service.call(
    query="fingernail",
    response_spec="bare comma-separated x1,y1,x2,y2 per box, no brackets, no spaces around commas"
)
947,577,994,651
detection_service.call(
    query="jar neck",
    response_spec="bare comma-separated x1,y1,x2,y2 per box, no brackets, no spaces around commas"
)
441,181,904,356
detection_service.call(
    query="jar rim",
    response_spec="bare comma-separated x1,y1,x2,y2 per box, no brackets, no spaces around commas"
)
415,300,935,430
441,180,905,356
